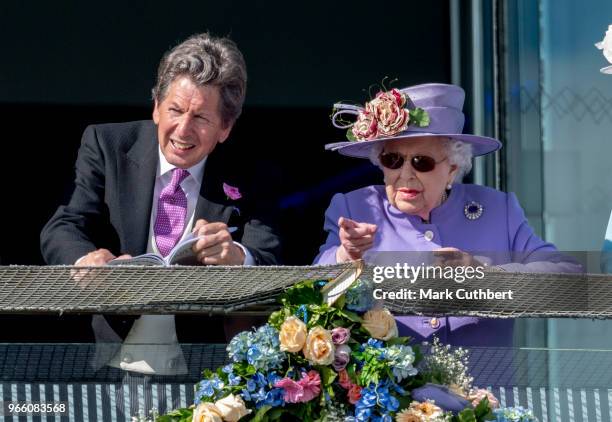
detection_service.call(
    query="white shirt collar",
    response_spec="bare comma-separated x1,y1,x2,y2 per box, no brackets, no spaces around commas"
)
157,147,207,183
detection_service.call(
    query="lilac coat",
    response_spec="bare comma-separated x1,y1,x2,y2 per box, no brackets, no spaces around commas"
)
313,184,577,346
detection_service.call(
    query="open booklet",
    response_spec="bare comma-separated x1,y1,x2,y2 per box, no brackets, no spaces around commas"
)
107,233,202,266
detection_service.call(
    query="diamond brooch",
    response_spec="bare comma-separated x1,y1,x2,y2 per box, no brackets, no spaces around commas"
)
464,201,483,220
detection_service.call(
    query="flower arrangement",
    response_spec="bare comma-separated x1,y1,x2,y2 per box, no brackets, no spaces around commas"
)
333,88,430,142
158,277,534,422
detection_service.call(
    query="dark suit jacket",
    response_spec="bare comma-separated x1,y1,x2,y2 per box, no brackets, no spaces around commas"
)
40,120,281,345
41,120,281,265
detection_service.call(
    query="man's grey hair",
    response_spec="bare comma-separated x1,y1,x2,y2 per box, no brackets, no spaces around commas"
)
369,137,473,182
152,33,247,127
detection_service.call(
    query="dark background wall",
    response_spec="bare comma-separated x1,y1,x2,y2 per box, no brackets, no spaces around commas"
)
0,0,451,266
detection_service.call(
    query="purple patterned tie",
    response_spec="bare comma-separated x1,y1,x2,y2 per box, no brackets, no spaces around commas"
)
154,168,190,257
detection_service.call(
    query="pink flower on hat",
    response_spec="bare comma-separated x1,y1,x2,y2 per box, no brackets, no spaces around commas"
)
351,110,378,140
223,183,242,200
368,88,409,136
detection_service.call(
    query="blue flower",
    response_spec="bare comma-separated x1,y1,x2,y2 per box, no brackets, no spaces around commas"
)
246,378,258,392
241,371,286,409
367,338,384,349
194,380,215,404
354,380,401,421
355,406,372,422
228,373,241,386
295,304,309,323
228,325,285,371
227,331,252,363
262,388,284,408
382,344,418,382
222,365,242,386
345,278,375,312
267,372,282,386
247,344,262,366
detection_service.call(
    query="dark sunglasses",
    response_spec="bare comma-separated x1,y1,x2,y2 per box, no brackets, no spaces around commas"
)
379,152,447,172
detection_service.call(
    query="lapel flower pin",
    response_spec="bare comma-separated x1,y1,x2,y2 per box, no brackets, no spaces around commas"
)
223,182,242,200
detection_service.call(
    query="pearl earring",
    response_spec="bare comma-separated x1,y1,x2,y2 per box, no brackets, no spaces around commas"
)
446,183,452,190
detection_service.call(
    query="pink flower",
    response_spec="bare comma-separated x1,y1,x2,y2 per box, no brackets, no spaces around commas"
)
274,371,321,403
274,378,303,403
331,327,351,345
297,370,321,402
368,89,409,137
351,110,378,140
348,384,362,404
223,183,242,200
469,389,500,409
337,369,352,390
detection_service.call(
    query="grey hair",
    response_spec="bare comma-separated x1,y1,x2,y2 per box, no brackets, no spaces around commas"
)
152,33,247,127
369,137,473,182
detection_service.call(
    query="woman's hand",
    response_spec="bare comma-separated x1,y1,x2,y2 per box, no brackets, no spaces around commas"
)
336,217,377,262
433,247,483,267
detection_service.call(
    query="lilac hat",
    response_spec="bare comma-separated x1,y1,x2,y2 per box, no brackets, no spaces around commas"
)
325,83,501,158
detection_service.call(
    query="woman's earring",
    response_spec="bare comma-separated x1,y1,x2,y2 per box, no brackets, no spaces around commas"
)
446,183,452,190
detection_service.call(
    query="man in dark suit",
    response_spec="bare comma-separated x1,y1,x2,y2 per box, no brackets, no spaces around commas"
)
40,33,280,372
41,33,280,267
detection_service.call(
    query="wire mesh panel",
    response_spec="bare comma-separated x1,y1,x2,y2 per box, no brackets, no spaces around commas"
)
0,265,351,314
1,265,611,317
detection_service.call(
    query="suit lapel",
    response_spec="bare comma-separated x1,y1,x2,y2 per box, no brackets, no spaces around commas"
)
194,153,232,225
119,122,158,255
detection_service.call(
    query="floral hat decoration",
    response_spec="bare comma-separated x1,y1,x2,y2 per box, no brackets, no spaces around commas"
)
326,83,502,159
596,24,612,74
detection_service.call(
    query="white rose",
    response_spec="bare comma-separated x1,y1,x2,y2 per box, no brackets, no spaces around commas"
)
361,308,398,340
279,316,308,352
303,326,335,365
214,394,251,422
596,25,612,65
192,402,223,422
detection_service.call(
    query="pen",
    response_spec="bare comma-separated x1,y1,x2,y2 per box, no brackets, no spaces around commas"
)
193,226,238,235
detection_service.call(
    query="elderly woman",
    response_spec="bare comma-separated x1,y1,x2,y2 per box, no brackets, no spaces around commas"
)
314,83,579,346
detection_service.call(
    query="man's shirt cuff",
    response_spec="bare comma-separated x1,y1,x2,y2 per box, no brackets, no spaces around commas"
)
234,242,255,265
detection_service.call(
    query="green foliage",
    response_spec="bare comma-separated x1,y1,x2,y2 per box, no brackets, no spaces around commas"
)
397,393,413,413
250,405,272,422
409,107,430,127
280,280,323,307
339,309,362,323
353,345,391,386
386,337,409,346
268,309,289,330
266,408,286,420
473,397,494,422
456,408,477,422
233,361,257,378
155,408,193,422
318,365,338,387
452,397,493,422
346,128,358,141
